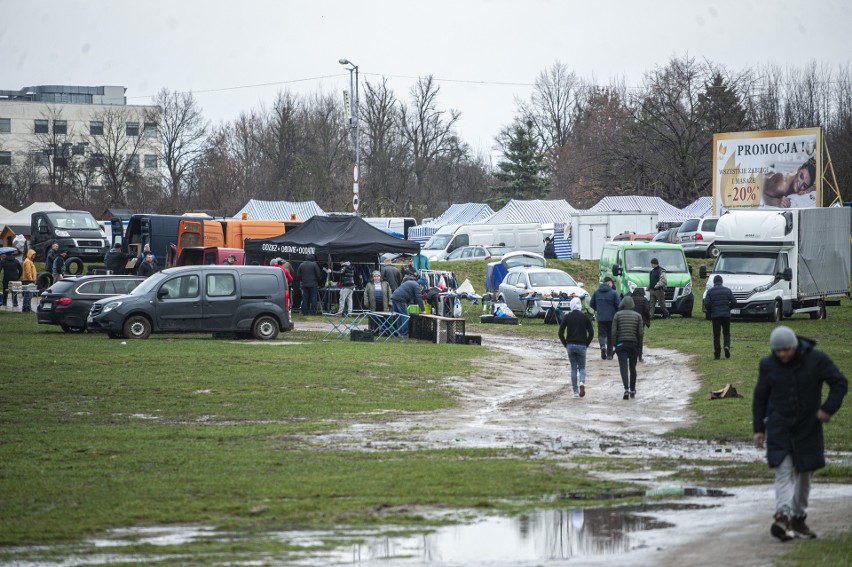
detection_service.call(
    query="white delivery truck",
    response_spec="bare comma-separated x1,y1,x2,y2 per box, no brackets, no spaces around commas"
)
570,211,659,259
701,208,851,321
422,223,545,262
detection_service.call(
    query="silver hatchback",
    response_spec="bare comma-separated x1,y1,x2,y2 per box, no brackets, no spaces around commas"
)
677,217,719,257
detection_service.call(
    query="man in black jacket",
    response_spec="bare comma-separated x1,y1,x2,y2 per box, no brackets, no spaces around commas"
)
558,297,594,398
1,251,22,308
326,260,356,316
104,243,125,274
703,275,736,359
753,326,847,541
648,258,670,319
381,258,402,292
297,254,323,316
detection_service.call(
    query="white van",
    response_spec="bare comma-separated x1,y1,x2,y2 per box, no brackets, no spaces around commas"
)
422,223,545,262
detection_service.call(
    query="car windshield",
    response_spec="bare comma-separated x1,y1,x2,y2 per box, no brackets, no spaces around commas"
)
624,249,688,273
651,231,669,242
46,212,100,230
714,252,777,275
423,234,452,250
529,271,577,287
128,271,169,296
503,254,546,268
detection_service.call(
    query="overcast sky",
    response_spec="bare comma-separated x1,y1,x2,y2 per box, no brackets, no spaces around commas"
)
3,0,850,161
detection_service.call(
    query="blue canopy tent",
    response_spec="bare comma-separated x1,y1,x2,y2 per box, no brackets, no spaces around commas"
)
681,196,713,219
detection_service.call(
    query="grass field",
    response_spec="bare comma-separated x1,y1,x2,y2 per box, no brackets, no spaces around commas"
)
1,257,849,564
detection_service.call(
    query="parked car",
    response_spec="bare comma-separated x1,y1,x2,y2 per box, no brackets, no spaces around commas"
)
37,275,145,333
497,266,587,317
676,217,720,257
87,265,291,340
651,228,679,243
443,245,507,261
613,232,656,242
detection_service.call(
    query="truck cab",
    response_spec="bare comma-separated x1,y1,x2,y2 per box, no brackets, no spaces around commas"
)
31,210,109,261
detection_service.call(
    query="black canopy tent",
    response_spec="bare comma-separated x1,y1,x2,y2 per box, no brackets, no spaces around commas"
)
244,215,420,263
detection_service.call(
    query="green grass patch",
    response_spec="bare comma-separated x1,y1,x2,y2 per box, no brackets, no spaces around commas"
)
776,532,852,566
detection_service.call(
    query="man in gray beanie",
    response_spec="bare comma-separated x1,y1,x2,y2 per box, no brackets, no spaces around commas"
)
753,326,847,541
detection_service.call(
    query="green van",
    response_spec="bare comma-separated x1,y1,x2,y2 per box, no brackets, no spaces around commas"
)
598,242,694,317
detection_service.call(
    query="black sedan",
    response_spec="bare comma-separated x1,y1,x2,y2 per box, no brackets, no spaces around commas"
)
37,275,145,333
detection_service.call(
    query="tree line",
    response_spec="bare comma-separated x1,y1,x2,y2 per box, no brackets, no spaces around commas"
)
1,55,850,217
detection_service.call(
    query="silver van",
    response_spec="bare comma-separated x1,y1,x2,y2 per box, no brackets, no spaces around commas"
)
87,265,291,340
677,217,719,258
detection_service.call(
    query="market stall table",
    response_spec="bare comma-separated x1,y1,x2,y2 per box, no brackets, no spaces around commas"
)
409,313,466,344
322,311,369,340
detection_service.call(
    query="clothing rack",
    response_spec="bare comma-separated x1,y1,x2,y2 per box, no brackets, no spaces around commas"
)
419,269,458,291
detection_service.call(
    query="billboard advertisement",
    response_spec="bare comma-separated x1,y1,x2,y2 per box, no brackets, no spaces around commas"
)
712,128,821,215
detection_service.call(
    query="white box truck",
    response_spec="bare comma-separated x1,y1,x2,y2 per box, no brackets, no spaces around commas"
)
570,211,659,260
701,208,851,321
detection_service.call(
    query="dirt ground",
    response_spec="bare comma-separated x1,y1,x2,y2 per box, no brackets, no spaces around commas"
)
296,321,852,566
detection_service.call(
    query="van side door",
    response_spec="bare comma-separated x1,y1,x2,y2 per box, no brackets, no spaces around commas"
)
154,272,202,331
202,271,240,331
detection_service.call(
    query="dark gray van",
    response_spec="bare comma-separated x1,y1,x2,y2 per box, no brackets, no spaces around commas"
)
87,265,291,340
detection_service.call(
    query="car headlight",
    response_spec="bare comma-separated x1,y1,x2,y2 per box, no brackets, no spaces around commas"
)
684,282,692,296
102,301,122,313
753,281,775,294
55,229,70,237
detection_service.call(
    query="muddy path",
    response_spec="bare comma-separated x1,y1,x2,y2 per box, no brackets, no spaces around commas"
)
291,321,852,566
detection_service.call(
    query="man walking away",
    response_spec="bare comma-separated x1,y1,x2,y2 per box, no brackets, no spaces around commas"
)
559,297,594,398
589,276,620,360
649,258,670,319
611,296,644,400
104,243,125,274
753,326,846,541
703,275,736,359
629,282,651,361
297,254,322,316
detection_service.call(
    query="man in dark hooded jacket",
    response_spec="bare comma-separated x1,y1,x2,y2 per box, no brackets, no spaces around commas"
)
703,275,736,359
629,283,651,361
589,277,620,360
753,326,847,541
297,254,323,315
1,251,22,307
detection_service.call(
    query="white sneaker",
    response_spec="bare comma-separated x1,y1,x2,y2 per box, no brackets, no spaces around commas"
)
572,392,580,398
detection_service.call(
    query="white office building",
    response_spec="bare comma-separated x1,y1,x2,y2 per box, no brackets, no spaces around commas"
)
0,85,161,202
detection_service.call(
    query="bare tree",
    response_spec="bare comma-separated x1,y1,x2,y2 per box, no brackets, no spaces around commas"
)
86,106,151,206
516,61,582,150
150,88,209,209
362,78,411,214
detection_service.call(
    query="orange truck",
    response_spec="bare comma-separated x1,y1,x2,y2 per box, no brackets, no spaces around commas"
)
176,218,302,258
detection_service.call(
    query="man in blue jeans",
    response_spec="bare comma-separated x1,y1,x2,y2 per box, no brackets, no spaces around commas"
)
391,277,425,336
558,297,595,398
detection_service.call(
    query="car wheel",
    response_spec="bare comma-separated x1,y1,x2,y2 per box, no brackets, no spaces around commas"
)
809,300,827,320
252,315,279,340
707,245,719,258
61,324,85,333
123,315,152,339
768,301,782,323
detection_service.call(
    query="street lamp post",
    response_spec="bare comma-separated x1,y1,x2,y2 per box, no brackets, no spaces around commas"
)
339,58,360,214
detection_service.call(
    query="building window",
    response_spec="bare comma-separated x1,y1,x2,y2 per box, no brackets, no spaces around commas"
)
90,153,104,168
128,154,139,170
54,120,67,135
144,154,158,169
144,122,157,138
0,151,11,166
34,119,49,134
90,121,104,136
0,118,10,134
33,150,50,167
126,122,139,137
72,142,87,156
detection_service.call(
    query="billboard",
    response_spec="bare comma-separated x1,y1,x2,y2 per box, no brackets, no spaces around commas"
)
712,128,821,215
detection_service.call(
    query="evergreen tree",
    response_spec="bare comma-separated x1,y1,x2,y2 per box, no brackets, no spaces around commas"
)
491,122,550,207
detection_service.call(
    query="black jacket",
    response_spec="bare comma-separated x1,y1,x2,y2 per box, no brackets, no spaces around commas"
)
753,337,847,472
296,261,322,288
331,264,355,287
381,265,402,291
543,240,556,259
137,260,157,278
611,296,644,345
1,255,22,281
104,248,125,273
631,288,651,327
558,310,594,346
703,282,736,318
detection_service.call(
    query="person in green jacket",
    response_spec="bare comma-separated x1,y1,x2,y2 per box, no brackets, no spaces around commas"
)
611,296,645,400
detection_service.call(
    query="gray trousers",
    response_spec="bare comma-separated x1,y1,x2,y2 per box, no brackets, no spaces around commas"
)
337,286,354,315
775,454,812,518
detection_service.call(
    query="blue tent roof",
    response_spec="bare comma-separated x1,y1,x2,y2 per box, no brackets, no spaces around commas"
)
589,196,687,223
408,203,494,243
233,199,326,221
482,199,576,226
